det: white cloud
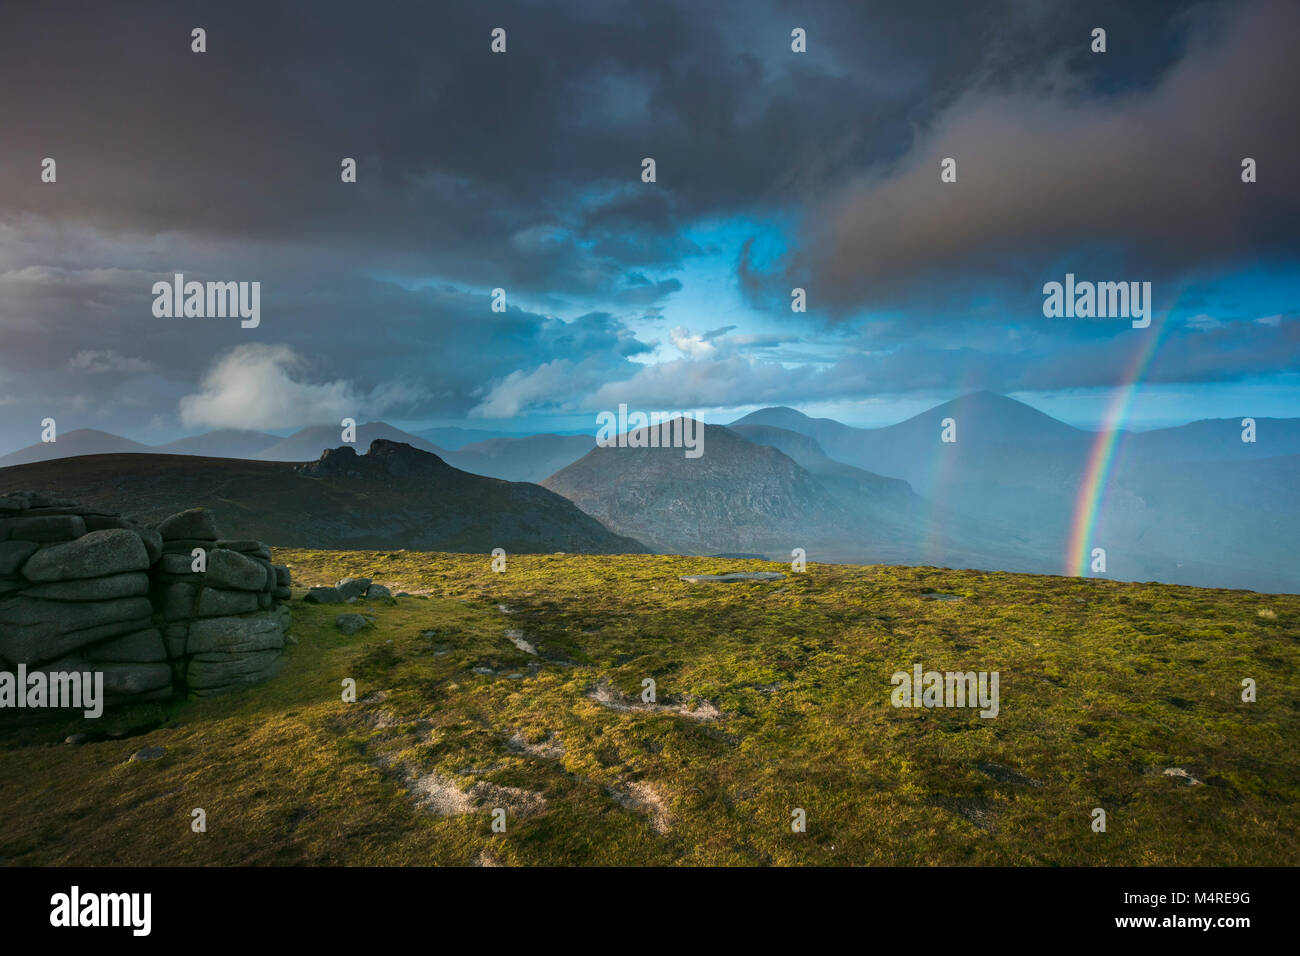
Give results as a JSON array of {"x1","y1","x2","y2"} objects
[
  {"x1": 179, "y1": 343, "x2": 425, "y2": 429},
  {"x1": 669, "y1": 326, "x2": 716, "y2": 359},
  {"x1": 470, "y1": 358, "x2": 605, "y2": 419}
]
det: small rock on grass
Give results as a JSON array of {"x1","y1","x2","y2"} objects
[
  {"x1": 335, "y1": 577, "x2": 372, "y2": 600},
  {"x1": 679, "y1": 571, "x2": 786, "y2": 583},
  {"x1": 367, "y1": 583, "x2": 395, "y2": 602},
  {"x1": 335, "y1": 613, "x2": 373, "y2": 635},
  {"x1": 304, "y1": 587, "x2": 344, "y2": 604}
]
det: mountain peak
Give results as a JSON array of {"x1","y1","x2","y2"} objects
[
  {"x1": 258, "y1": 423, "x2": 445, "y2": 462},
  {"x1": 296, "y1": 440, "x2": 449, "y2": 479},
  {"x1": 730, "y1": 406, "x2": 825, "y2": 429},
  {"x1": 910, "y1": 391, "x2": 1084, "y2": 436}
]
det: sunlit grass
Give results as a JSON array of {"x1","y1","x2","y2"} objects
[{"x1": 1, "y1": 549, "x2": 1296, "y2": 865}]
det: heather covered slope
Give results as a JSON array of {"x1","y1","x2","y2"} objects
[
  {"x1": 0, "y1": 441, "x2": 645, "y2": 554},
  {"x1": 0, "y1": 550, "x2": 1295, "y2": 866},
  {"x1": 0, "y1": 429, "x2": 156, "y2": 468}
]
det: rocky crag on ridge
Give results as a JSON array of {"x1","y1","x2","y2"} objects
[{"x1": 0, "y1": 491, "x2": 292, "y2": 707}]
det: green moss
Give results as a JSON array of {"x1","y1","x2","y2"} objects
[{"x1": 0, "y1": 550, "x2": 1296, "y2": 866}]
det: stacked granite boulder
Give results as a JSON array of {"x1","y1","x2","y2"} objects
[
  {"x1": 0, "y1": 492, "x2": 293, "y2": 707},
  {"x1": 0, "y1": 492, "x2": 168, "y2": 705},
  {"x1": 155, "y1": 508, "x2": 292, "y2": 696}
]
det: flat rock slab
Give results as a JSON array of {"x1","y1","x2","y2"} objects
[
  {"x1": 3, "y1": 514, "x2": 87, "y2": 542},
  {"x1": 22, "y1": 571, "x2": 150, "y2": 602},
  {"x1": 205, "y1": 549, "x2": 268, "y2": 591},
  {"x1": 87, "y1": 628, "x2": 168, "y2": 663},
  {"x1": 195, "y1": 587, "x2": 261, "y2": 618},
  {"x1": 188, "y1": 612, "x2": 286, "y2": 654},
  {"x1": 187, "y1": 649, "x2": 283, "y2": 695},
  {"x1": 156, "y1": 508, "x2": 219, "y2": 541},
  {"x1": 101, "y1": 663, "x2": 173, "y2": 696},
  {"x1": 505, "y1": 629, "x2": 536, "y2": 655},
  {"x1": 20, "y1": 529, "x2": 149, "y2": 582},
  {"x1": 679, "y1": 572, "x2": 787, "y2": 583}
]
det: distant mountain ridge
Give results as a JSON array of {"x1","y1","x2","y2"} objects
[
  {"x1": 0, "y1": 429, "x2": 156, "y2": 468},
  {"x1": 7, "y1": 395, "x2": 1298, "y2": 591},
  {"x1": 544, "y1": 423, "x2": 843, "y2": 556},
  {"x1": 731, "y1": 392, "x2": 1300, "y2": 592},
  {"x1": 440, "y1": 433, "x2": 596, "y2": 482},
  {"x1": 155, "y1": 428, "x2": 280, "y2": 459},
  {"x1": 540, "y1": 420, "x2": 1038, "y2": 571},
  {"x1": 733, "y1": 391, "x2": 1087, "y2": 494},
  {"x1": 417, "y1": 425, "x2": 564, "y2": 450},
  {"x1": 0, "y1": 441, "x2": 645, "y2": 554},
  {"x1": 0, "y1": 421, "x2": 597, "y2": 482}
]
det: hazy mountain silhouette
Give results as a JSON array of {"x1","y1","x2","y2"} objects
[
  {"x1": 1088, "y1": 451, "x2": 1300, "y2": 592},
  {"x1": 416, "y1": 425, "x2": 551, "y2": 449},
  {"x1": 0, "y1": 422, "x2": 439, "y2": 466},
  {"x1": 730, "y1": 423, "x2": 912, "y2": 501},
  {"x1": 734, "y1": 392, "x2": 1300, "y2": 591},
  {"x1": 0, "y1": 428, "x2": 155, "y2": 467},
  {"x1": 154, "y1": 428, "x2": 280, "y2": 459},
  {"x1": 735, "y1": 391, "x2": 1085, "y2": 494},
  {"x1": 1117, "y1": 418, "x2": 1300, "y2": 465},
  {"x1": 441, "y1": 433, "x2": 596, "y2": 482}
]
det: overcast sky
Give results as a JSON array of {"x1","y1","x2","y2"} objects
[{"x1": 1, "y1": 0, "x2": 1297, "y2": 451}]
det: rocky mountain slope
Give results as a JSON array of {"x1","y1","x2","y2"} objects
[{"x1": 543, "y1": 423, "x2": 845, "y2": 556}]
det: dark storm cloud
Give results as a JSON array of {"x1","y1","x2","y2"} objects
[
  {"x1": 749, "y1": 0, "x2": 1300, "y2": 315},
  {"x1": 0, "y1": 0, "x2": 1293, "y2": 440},
  {"x1": 0, "y1": 0, "x2": 1210, "y2": 283}
]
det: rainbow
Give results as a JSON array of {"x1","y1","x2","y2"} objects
[{"x1": 1065, "y1": 312, "x2": 1171, "y2": 577}]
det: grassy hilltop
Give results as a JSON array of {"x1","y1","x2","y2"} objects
[{"x1": 1, "y1": 550, "x2": 1297, "y2": 866}]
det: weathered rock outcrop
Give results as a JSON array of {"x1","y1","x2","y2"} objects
[{"x1": 0, "y1": 491, "x2": 293, "y2": 708}]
